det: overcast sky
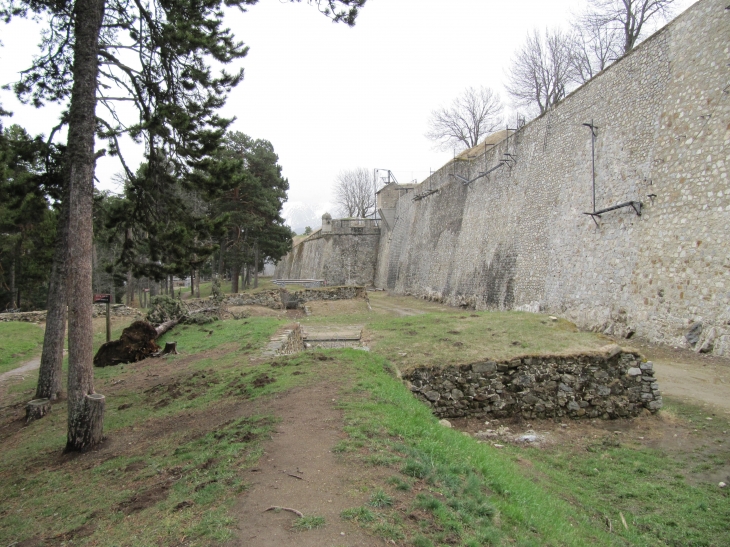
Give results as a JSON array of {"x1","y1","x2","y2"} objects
[{"x1": 0, "y1": 0, "x2": 697, "y2": 209}]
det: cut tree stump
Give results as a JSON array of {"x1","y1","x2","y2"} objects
[
  {"x1": 154, "y1": 341, "x2": 179, "y2": 357},
  {"x1": 84, "y1": 393, "x2": 105, "y2": 448},
  {"x1": 26, "y1": 398, "x2": 51, "y2": 423}
]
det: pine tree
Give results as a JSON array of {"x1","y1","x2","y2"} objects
[{"x1": 2, "y1": 0, "x2": 366, "y2": 451}]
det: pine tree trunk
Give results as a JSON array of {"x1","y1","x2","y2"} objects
[
  {"x1": 65, "y1": 0, "x2": 106, "y2": 453},
  {"x1": 218, "y1": 238, "x2": 225, "y2": 279},
  {"x1": 254, "y1": 240, "x2": 259, "y2": 289},
  {"x1": 15, "y1": 239, "x2": 22, "y2": 308},
  {"x1": 126, "y1": 270, "x2": 132, "y2": 305},
  {"x1": 9, "y1": 247, "x2": 17, "y2": 309},
  {"x1": 231, "y1": 265, "x2": 239, "y2": 293},
  {"x1": 195, "y1": 270, "x2": 200, "y2": 298},
  {"x1": 36, "y1": 186, "x2": 70, "y2": 401}
]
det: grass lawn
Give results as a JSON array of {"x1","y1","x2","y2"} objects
[
  {"x1": 1, "y1": 293, "x2": 727, "y2": 546},
  {"x1": 0, "y1": 322, "x2": 45, "y2": 374}
]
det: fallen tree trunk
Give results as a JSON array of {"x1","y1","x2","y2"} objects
[{"x1": 155, "y1": 318, "x2": 180, "y2": 337}]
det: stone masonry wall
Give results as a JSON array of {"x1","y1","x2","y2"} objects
[
  {"x1": 0, "y1": 304, "x2": 143, "y2": 323},
  {"x1": 405, "y1": 349, "x2": 661, "y2": 420},
  {"x1": 225, "y1": 286, "x2": 365, "y2": 310},
  {"x1": 275, "y1": 227, "x2": 380, "y2": 287},
  {"x1": 376, "y1": 0, "x2": 730, "y2": 355},
  {"x1": 262, "y1": 323, "x2": 304, "y2": 356}
]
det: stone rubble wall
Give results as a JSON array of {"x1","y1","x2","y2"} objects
[
  {"x1": 404, "y1": 349, "x2": 662, "y2": 420},
  {"x1": 225, "y1": 286, "x2": 366, "y2": 309},
  {"x1": 0, "y1": 304, "x2": 143, "y2": 323},
  {"x1": 376, "y1": 0, "x2": 730, "y2": 355}
]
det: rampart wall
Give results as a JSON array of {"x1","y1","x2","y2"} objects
[
  {"x1": 376, "y1": 0, "x2": 729, "y2": 355},
  {"x1": 275, "y1": 220, "x2": 380, "y2": 286}
]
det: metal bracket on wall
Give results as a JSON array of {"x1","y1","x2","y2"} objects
[
  {"x1": 412, "y1": 189, "x2": 439, "y2": 201},
  {"x1": 451, "y1": 161, "x2": 507, "y2": 186},
  {"x1": 583, "y1": 201, "x2": 643, "y2": 226}
]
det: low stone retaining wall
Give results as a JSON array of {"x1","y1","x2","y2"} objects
[
  {"x1": 226, "y1": 286, "x2": 366, "y2": 310},
  {"x1": 0, "y1": 311, "x2": 47, "y2": 323},
  {"x1": 292, "y1": 286, "x2": 366, "y2": 302},
  {"x1": 262, "y1": 323, "x2": 304, "y2": 356},
  {"x1": 1, "y1": 304, "x2": 142, "y2": 323},
  {"x1": 404, "y1": 348, "x2": 662, "y2": 420},
  {"x1": 226, "y1": 291, "x2": 281, "y2": 309}
]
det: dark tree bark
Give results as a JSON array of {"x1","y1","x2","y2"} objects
[
  {"x1": 36, "y1": 188, "x2": 70, "y2": 401},
  {"x1": 231, "y1": 264, "x2": 240, "y2": 293},
  {"x1": 126, "y1": 269, "x2": 133, "y2": 305},
  {"x1": 254, "y1": 240, "x2": 259, "y2": 289},
  {"x1": 9, "y1": 245, "x2": 17, "y2": 308},
  {"x1": 218, "y1": 239, "x2": 225, "y2": 279},
  {"x1": 65, "y1": 0, "x2": 106, "y2": 453}
]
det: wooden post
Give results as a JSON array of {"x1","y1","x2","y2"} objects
[{"x1": 105, "y1": 301, "x2": 111, "y2": 343}]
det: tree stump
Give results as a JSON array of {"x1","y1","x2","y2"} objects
[
  {"x1": 65, "y1": 393, "x2": 105, "y2": 452},
  {"x1": 26, "y1": 399, "x2": 51, "y2": 423},
  {"x1": 85, "y1": 393, "x2": 105, "y2": 447},
  {"x1": 159, "y1": 341, "x2": 178, "y2": 356}
]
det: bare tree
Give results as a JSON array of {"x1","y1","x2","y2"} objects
[
  {"x1": 568, "y1": 15, "x2": 622, "y2": 84},
  {"x1": 506, "y1": 28, "x2": 574, "y2": 115},
  {"x1": 586, "y1": 0, "x2": 675, "y2": 54},
  {"x1": 333, "y1": 168, "x2": 375, "y2": 218},
  {"x1": 425, "y1": 86, "x2": 503, "y2": 151}
]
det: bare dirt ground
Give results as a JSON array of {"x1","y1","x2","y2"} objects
[{"x1": 228, "y1": 381, "x2": 386, "y2": 547}]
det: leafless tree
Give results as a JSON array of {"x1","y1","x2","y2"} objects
[
  {"x1": 333, "y1": 167, "x2": 375, "y2": 218},
  {"x1": 568, "y1": 15, "x2": 623, "y2": 84},
  {"x1": 425, "y1": 86, "x2": 503, "y2": 151},
  {"x1": 586, "y1": 0, "x2": 675, "y2": 54},
  {"x1": 506, "y1": 28, "x2": 574, "y2": 116}
]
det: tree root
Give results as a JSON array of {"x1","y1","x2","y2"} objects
[{"x1": 264, "y1": 506, "x2": 304, "y2": 518}]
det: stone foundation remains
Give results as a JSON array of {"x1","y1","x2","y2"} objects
[
  {"x1": 263, "y1": 323, "x2": 304, "y2": 356},
  {"x1": 404, "y1": 348, "x2": 662, "y2": 420}
]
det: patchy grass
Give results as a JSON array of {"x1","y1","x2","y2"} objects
[
  {"x1": 366, "y1": 310, "x2": 612, "y2": 372},
  {"x1": 0, "y1": 322, "x2": 45, "y2": 374},
  {"x1": 334, "y1": 349, "x2": 617, "y2": 546},
  {"x1": 2, "y1": 292, "x2": 728, "y2": 546},
  {"x1": 0, "y1": 316, "x2": 298, "y2": 546},
  {"x1": 293, "y1": 515, "x2": 326, "y2": 530},
  {"x1": 508, "y1": 397, "x2": 730, "y2": 546},
  {"x1": 331, "y1": 348, "x2": 730, "y2": 546}
]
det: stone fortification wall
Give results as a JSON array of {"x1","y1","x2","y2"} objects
[
  {"x1": 377, "y1": 0, "x2": 730, "y2": 355},
  {"x1": 275, "y1": 222, "x2": 380, "y2": 286},
  {"x1": 404, "y1": 349, "x2": 661, "y2": 420}
]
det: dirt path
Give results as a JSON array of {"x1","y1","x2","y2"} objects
[
  {"x1": 0, "y1": 357, "x2": 41, "y2": 401},
  {"x1": 229, "y1": 381, "x2": 385, "y2": 547}
]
